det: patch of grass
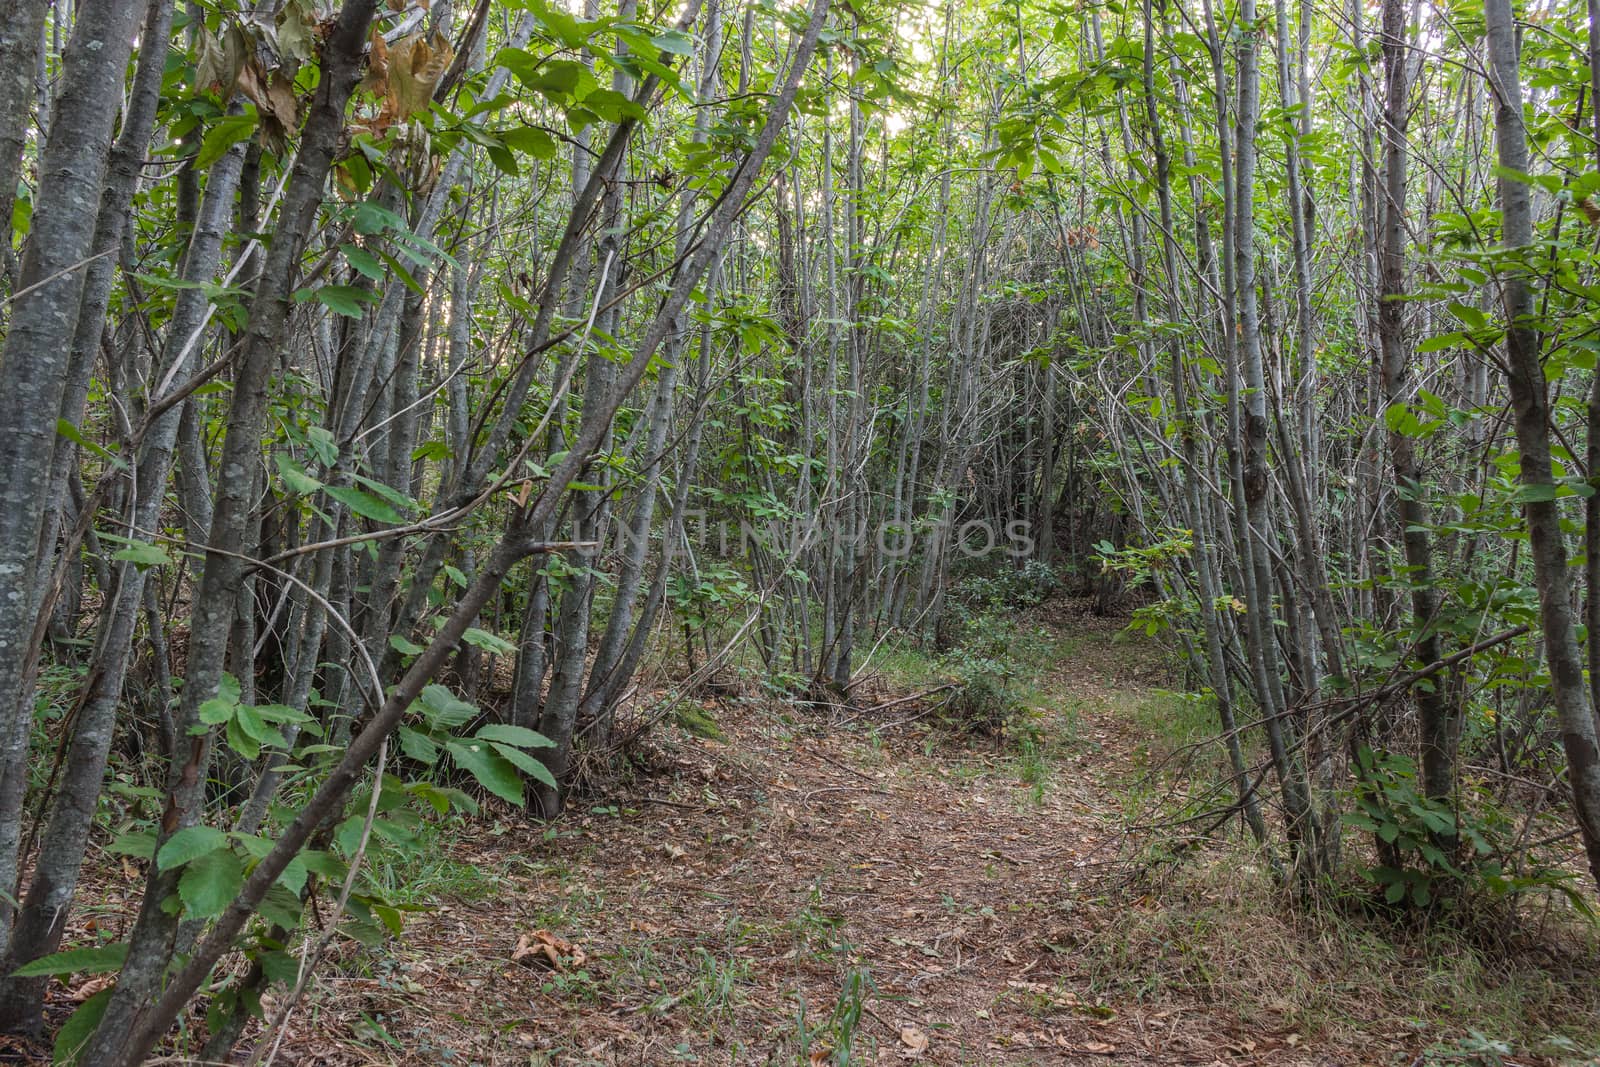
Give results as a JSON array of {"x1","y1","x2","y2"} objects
[
  {"x1": 1079, "y1": 859, "x2": 1600, "y2": 1061},
  {"x1": 943, "y1": 760, "x2": 989, "y2": 787},
  {"x1": 1128, "y1": 689, "x2": 1217, "y2": 758},
  {"x1": 782, "y1": 880, "x2": 850, "y2": 960},
  {"x1": 537, "y1": 966, "x2": 603, "y2": 1004},
  {"x1": 364, "y1": 818, "x2": 510, "y2": 906},
  {"x1": 677, "y1": 946, "x2": 751, "y2": 1020},
  {"x1": 793, "y1": 965, "x2": 877, "y2": 1066},
  {"x1": 1013, "y1": 734, "x2": 1050, "y2": 807},
  {"x1": 613, "y1": 936, "x2": 753, "y2": 1024},
  {"x1": 871, "y1": 640, "x2": 947, "y2": 691}
]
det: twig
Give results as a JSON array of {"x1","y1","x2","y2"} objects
[{"x1": 837, "y1": 684, "x2": 957, "y2": 726}]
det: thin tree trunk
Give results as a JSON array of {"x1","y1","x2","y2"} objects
[
  {"x1": 0, "y1": 0, "x2": 145, "y2": 955},
  {"x1": 1484, "y1": 0, "x2": 1600, "y2": 892}
]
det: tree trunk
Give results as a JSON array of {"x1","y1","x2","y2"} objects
[{"x1": 1484, "y1": 0, "x2": 1600, "y2": 892}]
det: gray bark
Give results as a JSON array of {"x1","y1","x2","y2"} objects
[
  {"x1": 1484, "y1": 0, "x2": 1600, "y2": 891},
  {"x1": 0, "y1": 0, "x2": 48, "y2": 287},
  {"x1": 0, "y1": 0, "x2": 145, "y2": 954},
  {"x1": 84, "y1": 4, "x2": 384, "y2": 1057}
]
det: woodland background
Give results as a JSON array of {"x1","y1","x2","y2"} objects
[{"x1": 0, "y1": 0, "x2": 1599, "y2": 1061}]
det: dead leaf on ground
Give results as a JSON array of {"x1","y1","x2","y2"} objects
[
  {"x1": 510, "y1": 930, "x2": 586, "y2": 971},
  {"x1": 67, "y1": 976, "x2": 113, "y2": 1002},
  {"x1": 1079, "y1": 1041, "x2": 1117, "y2": 1054},
  {"x1": 899, "y1": 1025, "x2": 929, "y2": 1057}
]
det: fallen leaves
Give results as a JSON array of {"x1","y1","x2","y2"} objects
[
  {"x1": 898, "y1": 1025, "x2": 929, "y2": 1057},
  {"x1": 510, "y1": 930, "x2": 586, "y2": 972}
]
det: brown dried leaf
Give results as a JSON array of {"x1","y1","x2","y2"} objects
[
  {"x1": 510, "y1": 930, "x2": 586, "y2": 972},
  {"x1": 898, "y1": 1026, "x2": 929, "y2": 1057},
  {"x1": 264, "y1": 71, "x2": 300, "y2": 131},
  {"x1": 68, "y1": 976, "x2": 114, "y2": 1003},
  {"x1": 383, "y1": 31, "x2": 453, "y2": 123},
  {"x1": 194, "y1": 26, "x2": 231, "y2": 93},
  {"x1": 361, "y1": 28, "x2": 390, "y2": 95}
]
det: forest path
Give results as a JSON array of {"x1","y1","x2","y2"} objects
[{"x1": 287, "y1": 603, "x2": 1316, "y2": 1066}]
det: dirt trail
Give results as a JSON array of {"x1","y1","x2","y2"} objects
[{"x1": 276, "y1": 606, "x2": 1326, "y2": 1066}]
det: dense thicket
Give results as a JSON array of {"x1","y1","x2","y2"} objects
[{"x1": 0, "y1": 0, "x2": 1598, "y2": 1059}]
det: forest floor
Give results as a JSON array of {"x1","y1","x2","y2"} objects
[{"x1": 204, "y1": 602, "x2": 1600, "y2": 1065}]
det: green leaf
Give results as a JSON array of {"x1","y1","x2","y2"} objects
[
  {"x1": 226, "y1": 714, "x2": 261, "y2": 760},
  {"x1": 308, "y1": 285, "x2": 378, "y2": 319},
  {"x1": 55, "y1": 419, "x2": 124, "y2": 470},
  {"x1": 651, "y1": 29, "x2": 694, "y2": 55},
  {"x1": 199, "y1": 694, "x2": 237, "y2": 725},
  {"x1": 475, "y1": 723, "x2": 556, "y2": 749},
  {"x1": 306, "y1": 426, "x2": 338, "y2": 466},
  {"x1": 389, "y1": 634, "x2": 425, "y2": 656},
  {"x1": 276, "y1": 453, "x2": 323, "y2": 495},
  {"x1": 278, "y1": 853, "x2": 309, "y2": 896},
  {"x1": 349, "y1": 473, "x2": 417, "y2": 514},
  {"x1": 255, "y1": 703, "x2": 313, "y2": 726},
  {"x1": 197, "y1": 675, "x2": 240, "y2": 726},
  {"x1": 398, "y1": 726, "x2": 440, "y2": 765},
  {"x1": 325, "y1": 485, "x2": 404, "y2": 524},
  {"x1": 372, "y1": 902, "x2": 404, "y2": 936},
  {"x1": 157, "y1": 825, "x2": 229, "y2": 871},
  {"x1": 1446, "y1": 301, "x2": 1486, "y2": 331},
  {"x1": 196, "y1": 112, "x2": 257, "y2": 169},
  {"x1": 257, "y1": 948, "x2": 301, "y2": 986},
  {"x1": 461, "y1": 627, "x2": 515, "y2": 656},
  {"x1": 112, "y1": 541, "x2": 170, "y2": 569},
  {"x1": 1418, "y1": 808, "x2": 1456, "y2": 835},
  {"x1": 106, "y1": 830, "x2": 155, "y2": 859},
  {"x1": 500, "y1": 126, "x2": 557, "y2": 160},
  {"x1": 53, "y1": 987, "x2": 114, "y2": 1066},
  {"x1": 235, "y1": 704, "x2": 288, "y2": 748},
  {"x1": 416, "y1": 684, "x2": 475, "y2": 729},
  {"x1": 301, "y1": 849, "x2": 348, "y2": 881},
  {"x1": 10, "y1": 942, "x2": 128, "y2": 978},
  {"x1": 490, "y1": 742, "x2": 558, "y2": 789},
  {"x1": 1514, "y1": 482, "x2": 1560, "y2": 503},
  {"x1": 179, "y1": 848, "x2": 244, "y2": 918},
  {"x1": 377, "y1": 250, "x2": 425, "y2": 295},
  {"x1": 353, "y1": 202, "x2": 404, "y2": 236},
  {"x1": 341, "y1": 243, "x2": 385, "y2": 281},
  {"x1": 445, "y1": 740, "x2": 524, "y2": 806}
]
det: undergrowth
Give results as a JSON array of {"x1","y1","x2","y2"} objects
[
  {"x1": 1077, "y1": 857, "x2": 1600, "y2": 1062},
  {"x1": 1103, "y1": 664, "x2": 1600, "y2": 1063}
]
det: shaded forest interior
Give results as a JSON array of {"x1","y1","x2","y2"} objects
[{"x1": 1, "y1": 0, "x2": 1600, "y2": 1062}]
